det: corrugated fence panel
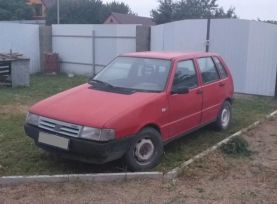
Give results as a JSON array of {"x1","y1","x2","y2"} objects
[
  {"x1": 245, "y1": 21, "x2": 277, "y2": 96},
  {"x1": 151, "y1": 19, "x2": 207, "y2": 52},
  {"x1": 52, "y1": 25, "x2": 93, "y2": 75},
  {"x1": 52, "y1": 24, "x2": 137, "y2": 75},
  {"x1": 152, "y1": 18, "x2": 277, "y2": 96},
  {"x1": 210, "y1": 19, "x2": 251, "y2": 94},
  {"x1": 0, "y1": 23, "x2": 40, "y2": 73}
]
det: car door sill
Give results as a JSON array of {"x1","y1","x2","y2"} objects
[{"x1": 164, "y1": 119, "x2": 217, "y2": 145}]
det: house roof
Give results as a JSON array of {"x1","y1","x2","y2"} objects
[
  {"x1": 109, "y1": 12, "x2": 155, "y2": 26},
  {"x1": 41, "y1": 0, "x2": 56, "y2": 8}
]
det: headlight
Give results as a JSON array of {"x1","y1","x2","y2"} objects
[
  {"x1": 26, "y1": 113, "x2": 39, "y2": 126},
  {"x1": 80, "y1": 127, "x2": 115, "y2": 142}
]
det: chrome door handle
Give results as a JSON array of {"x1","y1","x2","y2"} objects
[
  {"x1": 219, "y1": 82, "x2": 225, "y2": 87},
  {"x1": 196, "y1": 90, "x2": 203, "y2": 95}
]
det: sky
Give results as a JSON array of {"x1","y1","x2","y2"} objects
[{"x1": 103, "y1": 0, "x2": 277, "y2": 21}]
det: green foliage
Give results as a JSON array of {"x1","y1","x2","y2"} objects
[
  {"x1": 105, "y1": 1, "x2": 134, "y2": 15},
  {"x1": 152, "y1": 0, "x2": 237, "y2": 24},
  {"x1": 151, "y1": 0, "x2": 176, "y2": 24},
  {"x1": 263, "y1": 20, "x2": 277, "y2": 25},
  {"x1": 221, "y1": 136, "x2": 251, "y2": 157},
  {"x1": 46, "y1": 0, "x2": 133, "y2": 25},
  {"x1": 266, "y1": 20, "x2": 277, "y2": 25},
  {"x1": 257, "y1": 18, "x2": 277, "y2": 25},
  {"x1": 0, "y1": 0, "x2": 33, "y2": 20}
]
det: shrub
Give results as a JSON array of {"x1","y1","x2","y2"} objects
[{"x1": 221, "y1": 136, "x2": 251, "y2": 157}]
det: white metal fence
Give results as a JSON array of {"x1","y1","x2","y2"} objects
[
  {"x1": 0, "y1": 20, "x2": 276, "y2": 96},
  {"x1": 151, "y1": 19, "x2": 277, "y2": 97},
  {"x1": 0, "y1": 23, "x2": 40, "y2": 73},
  {"x1": 151, "y1": 19, "x2": 207, "y2": 52},
  {"x1": 210, "y1": 19, "x2": 277, "y2": 97},
  {"x1": 52, "y1": 24, "x2": 138, "y2": 75}
]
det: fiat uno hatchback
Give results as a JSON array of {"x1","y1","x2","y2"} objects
[{"x1": 25, "y1": 52, "x2": 234, "y2": 171}]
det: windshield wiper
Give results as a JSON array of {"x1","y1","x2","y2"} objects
[
  {"x1": 89, "y1": 79, "x2": 114, "y2": 88},
  {"x1": 89, "y1": 79, "x2": 137, "y2": 94}
]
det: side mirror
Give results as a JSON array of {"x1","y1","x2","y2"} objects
[{"x1": 171, "y1": 86, "x2": 190, "y2": 95}]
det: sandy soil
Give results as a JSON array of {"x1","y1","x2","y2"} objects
[
  {"x1": 1, "y1": 117, "x2": 277, "y2": 204},
  {"x1": 0, "y1": 104, "x2": 28, "y2": 115}
]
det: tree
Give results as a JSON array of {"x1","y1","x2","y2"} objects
[
  {"x1": 257, "y1": 18, "x2": 277, "y2": 25},
  {"x1": 214, "y1": 7, "x2": 236, "y2": 18},
  {"x1": 151, "y1": 0, "x2": 237, "y2": 24},
  {"x1": 151, "y1": 0, "x2": 176, "y2": 24},
  {"x1": 0, "y1": 0, "x2": 33, "y2": 20},
  {"x1": 46, "y1": 0, "x2": 134, "y2": 25},
  {"x1": 264, "y1": 20, "x2": 277, "y2": 25},
  {"x1": 47, "y1": 0, "x2": 104, "y2": 24},
  {"x1": 105, "y1": 1, "x2": 133, "y2": 15},
  {"x1": 100, "y1": 1, "x2": 135, "y2": 24}
]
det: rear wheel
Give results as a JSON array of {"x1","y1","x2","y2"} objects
[
  {"x1": 215, "y1": 101, "x2": 232, "y2": 130},
  {"x1": 124, "y1": 128, "x2": 163, "y2": 171}
]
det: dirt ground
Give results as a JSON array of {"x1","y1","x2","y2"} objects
[{"x1": 1, "y1": 117, "x2": 277, "y2": 204}]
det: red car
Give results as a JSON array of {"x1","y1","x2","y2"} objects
[{"x1": 25, "y1": 52, "x2": 234, "y2": 171}]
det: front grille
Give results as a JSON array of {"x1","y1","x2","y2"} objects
[{"x1": 38, "y1": 117, "x2": 82, "y2": 138}]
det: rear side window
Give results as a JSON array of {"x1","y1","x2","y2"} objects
[
  {"x1": 213, "y1": 57, "x2": 228, "y2": 78},
  {"x1": 197, "y1": 57, "x2": 220, "y2": 84},
  {"x1": 173, "y1": 60, "x2": 198, "y2": 89}
]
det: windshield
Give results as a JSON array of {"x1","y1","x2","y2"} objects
[{"x1": 93, "y1": 57, "x2": 172, "y2": 92}]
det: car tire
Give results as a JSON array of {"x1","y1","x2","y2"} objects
[
  {"x1": 124, "y1": 128, "x2": 164, "y2": 171},
  {"x1": 215, "y1": 101, "x2": 232, "y2": 131}
]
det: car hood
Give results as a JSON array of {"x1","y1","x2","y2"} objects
[{"x1": 30, "y1": 84, "x2": 161, "y2": 128}]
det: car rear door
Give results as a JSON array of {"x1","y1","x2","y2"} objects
[
  {"x1": 167, "y1": 59, "x2": 203, "y2": 140},
  {"x1": 213, "y1": 56, "x2": 233, "y2": 97},
  {"x1": 196, "y1": 56, "x2": 225, "y2": 125}
]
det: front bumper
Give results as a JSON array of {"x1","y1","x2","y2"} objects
[{"x1": 24, "y1": 124, "x2": 134, "y2": 164}]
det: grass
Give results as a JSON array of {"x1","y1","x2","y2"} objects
[
  {"x1": 0, "y1": 74, "x2": 87, "y2": 105},
  {"x1": 156, "y1": 95, "x2": 277, "y2": 171},
  {"x1": 1, "y1": 74, "x2": 277, "y2": 176}
]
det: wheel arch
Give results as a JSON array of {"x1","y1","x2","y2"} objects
[
  {"x1": 225, "y1": 97, "x2": 233, "y2": 104},
  {"x1": 139, "y1": 123, "x2": 161, "y2": 135}
]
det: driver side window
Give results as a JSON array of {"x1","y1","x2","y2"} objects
[{"x1": 173, "y1": 60, "x2": 198, "y2": 90}]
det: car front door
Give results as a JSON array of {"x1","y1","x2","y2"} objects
[
  {"x1": 196, "y1": 57, "x2": 225, "y2": 125},
  {"x1": 167, "y1": 59, "x2": 203, "y2": 140}
]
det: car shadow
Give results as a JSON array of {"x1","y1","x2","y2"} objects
[{"x1": 45, "y1": 124, "x2": 227, "y2": 174}]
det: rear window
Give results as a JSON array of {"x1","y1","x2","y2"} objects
[
  {"x1": 213, "y1": 57, "x2": 228, "y2": 79},
  {"x1": 197, "y1": 57, "x2": 220, "y2": 84}
]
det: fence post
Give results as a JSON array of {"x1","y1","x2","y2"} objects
[
  {"x1": 275, "y1": 65, "x2": 277, "y2": 98},
  {"x1": 136, "y1": 26, "x2": 151, "y2": 52},
  {"x1": 92, "y1": 30, "x2": 96, "y2": 76},
  {"x1": 206, "y1": 18, "x2": 211, "y2": 52},
  {"x1": 39, "y1": 26, "x2": 52, "y2": 72}
]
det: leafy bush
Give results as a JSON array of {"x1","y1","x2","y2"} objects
[
  {"x1": 0, "y1": 0, "x2": 33, "y2": 20},
  {"x1": 221, "y1": 136, "x2": 251, "y2": 157}
]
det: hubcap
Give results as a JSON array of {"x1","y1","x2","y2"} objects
[
  {"x1": 134, "y1": 138, "x2": 155, "y2": 163},
  {"x1": 221, "y1": 107, "x2": 230, "y2": 128}
]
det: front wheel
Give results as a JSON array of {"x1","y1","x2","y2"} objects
[
  {"x1": 124, "y1": 128, "x2": 164, "y2": 171},
  {"x1": 215, "y1": 101, "x2": 232, "y2": 130}
]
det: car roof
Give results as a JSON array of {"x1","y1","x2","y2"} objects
[{"x1": 121, "y1": 51, "x2": 218, "y2": 60}]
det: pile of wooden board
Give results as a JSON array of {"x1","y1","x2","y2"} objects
[{"x1": 0, "y1": 52, "x2": 23, "y2": 61}]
